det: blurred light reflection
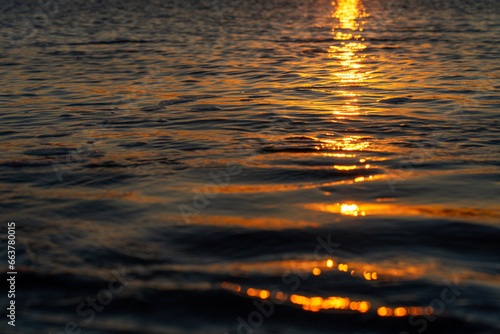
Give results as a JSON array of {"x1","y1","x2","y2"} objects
[{"x1": 222, "y1": 281, "x2": 434, "y2": 318}]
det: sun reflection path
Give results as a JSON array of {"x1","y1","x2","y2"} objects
[
  {"x1": 314, "y1": 135, "x2": 370, "y2": 152},
  {"x1": 221, "y1": 258, "x2": 435, "y2": 318},
  {"x1": 220, "y1": 0, "x2": 433, "y2": 321},
  {"x1": 330, "y1": 0, "x2": 370, "y2": 117}
]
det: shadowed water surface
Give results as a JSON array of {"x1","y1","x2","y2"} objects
[{"x1": 0, "y1": 0, "x2": 499, "y2": 333}]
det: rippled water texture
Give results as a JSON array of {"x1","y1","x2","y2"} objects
[{"x1": 1, "y1": 0, "x2": 499, "y2": 333}]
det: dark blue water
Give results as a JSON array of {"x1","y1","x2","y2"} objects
[{"x1": 0, "y1": 0, "x2": 499, "y2": 333}]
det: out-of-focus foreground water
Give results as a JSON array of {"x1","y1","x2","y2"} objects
[{"x1": 0, "y1": 0, "x2": 499, "y2": 333}]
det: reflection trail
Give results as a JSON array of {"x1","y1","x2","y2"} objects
[
  {"x1": 222, "y1": 0, "x2": 434, "y2": 320},
  {"x1": 319, "y1": 0, "x2": 372, "y2": 173},
  {"x1": 221, "y1": 256, "x2": 435, "y2": 317},
  {"x1": 329, "y1": 0, "x2": 369, "y2": 117}
]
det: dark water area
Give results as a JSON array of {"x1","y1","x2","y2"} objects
[{"x1": 0, "y1": 0, "x2": 499, "y2": 333}]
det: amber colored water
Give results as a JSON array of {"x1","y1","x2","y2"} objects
[{"x1": 0, "y1": 0, "x2": 499, "y2": 333}]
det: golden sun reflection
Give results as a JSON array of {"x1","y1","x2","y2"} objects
[
  {"x1": 340, "y1": 203, "x2": 366, "y2": 216},
  {"x1": 217, "y1": 254, "x2": 470, "y2": 319},
  {"x1": 222, "y1": 278, "x2": 434, "y2": 318},
  {"x1": 290, "y1": 294, "x2": 370, "y2": 313},
  {"x1": 333, "y1": 0, "x2": 366, "y2": 31},
  {"x1": 315, "y1": 135, "x2": 370, "y2": 152},
  {"x1": 305, "y1": 201, "x2": 500, "y2": 221},
  {"x1": 330, "y1": 0, "x2": 370, "y2": 119},
  {"x1": 378, "y1": 306, "x2": 434, "y2": 317},
  {"x1": 214, "y1": 173, "x2": 381, "y2": 194}
]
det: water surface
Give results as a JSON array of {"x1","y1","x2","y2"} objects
[{"x1": 0, "y1": 0, "x2": 499, "y2": 333}]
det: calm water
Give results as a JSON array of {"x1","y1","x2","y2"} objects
[{"x1": 1, "y1": 0, "x2": 499, "y2": 333}]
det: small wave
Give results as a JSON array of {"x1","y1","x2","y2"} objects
[
  {"x1": 24, "y1": 147, "x2": 75, "y2": 156},
  {"x1": 378, "y1": 97, "x2": 412, "y2": 104},
  {"x1": 142, "y1": 95, "x2": 219, "y2": 111},
  {"x1": 37, "y1": 133, "x2": 71, "y2": 138},
  {"x1": 248, "y1": 95, "x2": 272, "y2": 98},
  {"x1": 78, "y1": 150, "x2": 106, "y2": 157},
  {"x1": 68, "y1": 39, "x2": 154, "y2": 46},
  {"x1": 140, "y1": 105, "x2": 160, "y2": 112},
  {"x1": 119, "y1": 142, "x2": 148, "y2": 148},
  {"x1": 190, "y1": 105, "x2": 221, "y2": 111},
  {"x1": 1, "y1": 159, "x2": 53, "y2": 167}
]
